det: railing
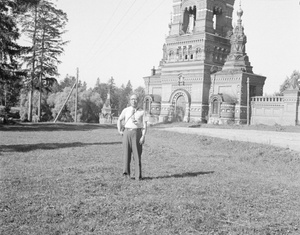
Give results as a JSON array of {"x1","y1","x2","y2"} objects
[
  {"x1": 112, "y1": 117, "x2": 118, "y2": 123},
  {"x1": 251, "y1": 96, "x2": 284, "y2": 102}
]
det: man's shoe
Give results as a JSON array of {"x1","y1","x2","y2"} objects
[{"x1": 123, "y1": 173, "x2": 131, "y2": 180}]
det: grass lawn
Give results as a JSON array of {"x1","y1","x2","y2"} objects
[{"x1": 1, "y1": 123, "x2": 300, "y2": 234}]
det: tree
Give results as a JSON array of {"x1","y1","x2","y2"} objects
[
  {"x1": 79, "y1": 89, "x2": 102, "y2": 123},
  {"x1": 0, "y1": 79, "x2": 22, "y2": 108},
  {"x1": 0, "y1": 0, "x2": 28, "y2": 111},
  {"x1": 93, "y1": 79, "x2": 107, "y2": 100},
  {"x1": 95, "y1": 77, "x2": 100, "y2": 87},
  {"x1": 20, "y1": 0, "x2": 68, "y2": 121},
  {"x1": 117, "y1": 80, "x2": 133, "y2": 114},
  {"x1": 47, "y1": 86, "x2": 102, "y2": 123},
  {"x1": 134, "y1": 86, "x2": 145, "y2": 109},
  {"x1": 107, "y1": 77, "x2": 120, "y2": 115},
  {"x1": 47, "y1": 86, "x2": 75, "y2": 122},
  {"x1": 52, "y1": 74, "x2": 76, "y2": 92}
]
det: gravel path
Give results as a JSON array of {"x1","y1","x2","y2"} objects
[{"x1": 163, "y1": 127, "x2": 300, "y2": 152}]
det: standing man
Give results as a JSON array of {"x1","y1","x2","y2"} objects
[{"x1": 117, "y1": 94, "x2": 147, "y2": 181}]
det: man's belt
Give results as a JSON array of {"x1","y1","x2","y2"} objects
[{"x1": 125, "y1": 128, "x2": 142, "y2": 131}]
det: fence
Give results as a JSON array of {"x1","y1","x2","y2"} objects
[{"x1": 251, "y1": 90, "x2": 300, "y2": 126}]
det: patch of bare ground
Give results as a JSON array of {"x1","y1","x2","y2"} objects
[
  {"x1": 153, "y1": 122, "x2": 300, "y2": 133},
  {"x1": 1, "y1": 123, "x2": 300, "y2": 234}
]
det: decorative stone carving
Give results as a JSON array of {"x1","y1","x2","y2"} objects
[
  {"x1": 162, "y1": 43, "x2": 167, "y2": 62},
  {"x1": 195, "y1": 47, "x2": 201, "y2": 60},
  {"x1": 221, "y1": 3, "x2": 253, "y2": 73},
  {"x1": 282, "y1": 72, "x2": 300, "y2": 91},
  {"x1": 177, "y1": 47, "x2": 182, "y2": 60},
  {"x1": 213, "y1": 6, "x2": 223, "y2": 15},
  {"x1": 289, "y1": 72, "x2": 300, "y2": 90}
]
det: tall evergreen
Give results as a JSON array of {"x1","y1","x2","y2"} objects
[
  {"x1": 20, "y1": 0, "x2": 68, "y2": 121},
  {"x1": 117, "y1": 80, "x2": 133, "y2": 113},
  {"x1": 0, "y1": 0, "x2": 27, "y2": 108}
]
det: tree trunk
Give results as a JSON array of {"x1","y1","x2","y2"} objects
[
  {"x1": 4, "y1": 83, "x2": 7, "y2": 107},
  {"x1": 28, "y1": 88, "x2": 33, "y2": 121},
  {"x1": 38, "y1": 26, "x2": 45, "y2": 121},
  {"x1": 28, "y1": 4, "x2": 38, "y2": 122},
  {"x1": 38, "y1": 75, "x2": 42, "y2": 121}
]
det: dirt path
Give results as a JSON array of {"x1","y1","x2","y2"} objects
[{"x1": 162, "y1": 127, "x2": 300, "y2": 152}]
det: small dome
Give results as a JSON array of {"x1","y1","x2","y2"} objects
[{"x1": 237, "y1": 7, "x2": 243, "y2": 17}]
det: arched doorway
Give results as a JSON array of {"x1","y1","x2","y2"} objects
[
  {"x1": 175, "y1": 95, "x2": 186, "y2": 121},
  {"x1": 169, "y1": 89, "x2": 191, "y2": 122}
]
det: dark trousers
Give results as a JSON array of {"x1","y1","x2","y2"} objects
[{"x1": 123, "y1": 128, "x2": 142, "y2": 179}]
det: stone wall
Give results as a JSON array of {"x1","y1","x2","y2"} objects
[
  {"x1": 251, "y1": 90, "x2": 300, "y2": 126},
  {"x1": 99, "y1": 116, "x2": 118, "y2": 124}
]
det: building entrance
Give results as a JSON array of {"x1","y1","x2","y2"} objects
[{"x1": 175, "y1": 95, "x2": 186, "y2": 121}]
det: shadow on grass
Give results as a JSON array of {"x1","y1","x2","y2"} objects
[
  {"x1": 143, "y1": 171, "x2": 214, "y2": 180},
  {"x1": 0, "y1": 141, "x2": 122, "y2": 153},
  {"x1": 0, "y1": 123, "x2": 116, "y2": 132}
]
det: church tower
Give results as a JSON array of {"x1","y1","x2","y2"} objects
[{"x1": 144, "y1": 0, "x2": 236, "y2": 123}]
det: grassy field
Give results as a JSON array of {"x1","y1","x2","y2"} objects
[{"x1": 1, "y1": 123, "x2": 300, "y2": 235}]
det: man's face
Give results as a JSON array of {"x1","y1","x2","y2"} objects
[{"x1": 130, "y1": 95, "x2": 138, "y2": 108}]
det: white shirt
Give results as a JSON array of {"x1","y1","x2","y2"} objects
[{"x1": 118, "y1": 106, "x2": 145, "y2": 129}]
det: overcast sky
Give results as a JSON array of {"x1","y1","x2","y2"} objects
[{"x1": 55, "y1": 0, "x2": 300, "y2": 95}]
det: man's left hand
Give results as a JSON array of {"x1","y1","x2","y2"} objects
[{"x1": 139, "y1": 135, "x2": 145, "y2": 145}]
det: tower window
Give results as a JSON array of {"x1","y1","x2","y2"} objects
[
  {"x1": 212, "y1": 6, "x2": 223, "y2": 33},
  {"x1": 213, "y1": 14, "x2": 217, "y2": 30},
  {"x1": 182, "y1": 6, "x2": 196, "y2": 34}
]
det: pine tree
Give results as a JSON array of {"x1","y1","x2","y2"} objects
[
  {"x1": 95, "y1": 77, "x2": 100, "y2": 87},
  {"x1": 117, "y1": 80, "x2": 133, "y2": 114},
  {"x1": 20, "y1": 0, "x2": 68, "y2": 121},
  {"x1": 0, "y1": 0, "x2": 28, "y2": 110}
]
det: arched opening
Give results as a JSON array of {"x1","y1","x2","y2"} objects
[
  {"x1": 213, "y1": 14, "x2": 217, "y2": 30},
  {"x1": 178, "y1": 47, "x2": 182, "y2": 60},
  {"x1": 196, "y1": 47, "x2": 201, "y2": 60},
  {"x1": 170, "y1": 89, "x2": 191, "y2": 122},
  {"x1": 175, "y1": 95, "x2": 186, "y2": 122},
  {"x1": 182, "y1": 6, "x2": 196, "y2": 34},
  {"x1": 209, "y1": 94, "x2": 223, "y2": 119},
  {"x1": 188, "y1": 45, "x2": 193, "y2": 60},
  {"x1": 212, "y1": 98, "x2": 219, "y2": 115},
  {"x1": 183, "y1": 46, "x2": 187, "y2": 60},
  {"x1": 144, "y1": 98, "x2": 151, "y2": 114},
  {"x1": 212, "y1": 6, "x2": 223, "y2": 34},
  {"x1": 169, "y1": 50, "x2": 175, "y2": 62}
]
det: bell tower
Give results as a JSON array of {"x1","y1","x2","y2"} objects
[
  {"x1": 144, "y1": 0, "x2": 236, "y2": 123},
  {"x1": 169, "y1": 0, "x2": 234, "y2": 36}
]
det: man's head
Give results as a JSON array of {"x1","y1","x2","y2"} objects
[{"x1": 130, "y1": 94, "x2": 138, "y2": 108}]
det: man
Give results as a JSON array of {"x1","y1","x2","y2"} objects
[{"x1": 117, "y1": 94, "x2": 147, "y2": 181}]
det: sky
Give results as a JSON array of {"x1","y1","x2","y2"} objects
[{"x1": 54, "y1": 0, "x2": 300, "y2": 95}]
